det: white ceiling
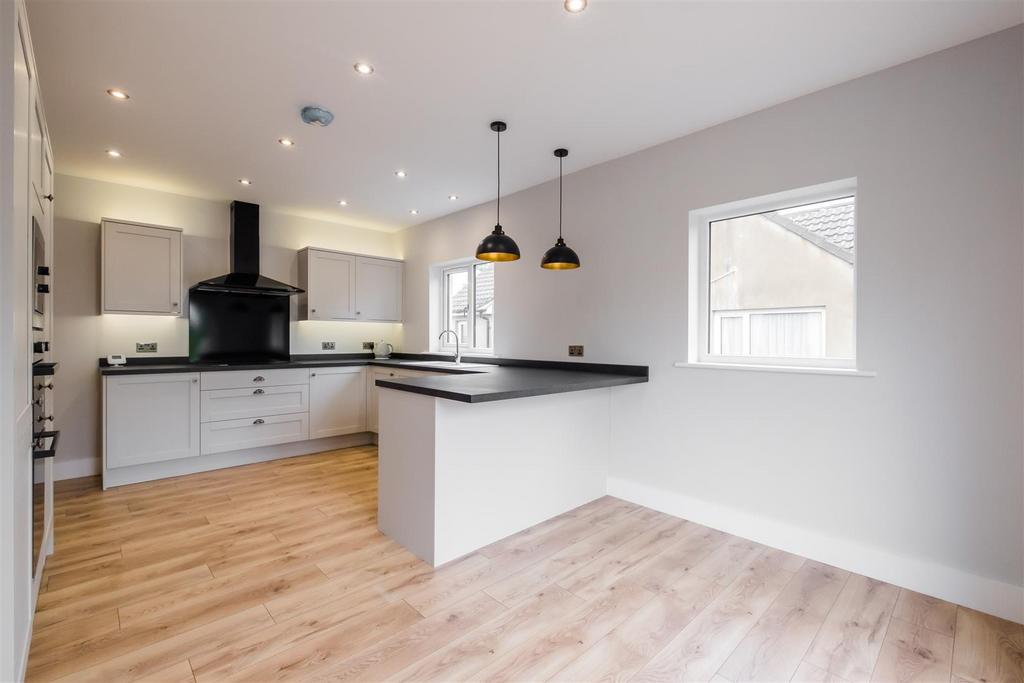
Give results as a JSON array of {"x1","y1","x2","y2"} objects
[{"x1": 26, "y1": 0, "x2": 1022, "y2": 232}]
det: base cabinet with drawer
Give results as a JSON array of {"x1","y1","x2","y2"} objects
[
  {"x1": 104, "y1": 364, "x2": 449, "y2": 486},
  {"x1": 366, "y1": 367, "x2": 435, "y2": 433},
  {"x1": 105, "y1": 373, "x2": 201, "y2": 468},
  {"x1": 201, "y1": 412, "x2": 310, "y2": 455}
]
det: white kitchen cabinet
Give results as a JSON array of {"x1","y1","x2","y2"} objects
[
  {"x1": 310, "y1": 366, "x2": 366, "y2": 438},
  {"x1": 201, "y1": 412, "x2": 309, "y2": 455},
  {"x1": 102, "y1": 219, "x2": 183, "y2": 315},
  {"x1": 355, "y1": 256, "x2": 403, "y2": 322},
  {"x1": 298, "y1": 247, "x2": 403, "y2": 322},
  {"x1": 29, "y1": 98, "x2": 52, "y2": 217},
  {"x1": 367, "y1": 367, "x2": 437, "y2": 432},
  {"x1": 105, "y1": 373, "x2": 201, "y2": 468},
  {"x1": 201, "y1": 384, "x2": 309, "y2": 423},
  {"x1": 201, "y1": 367, "x2": 309, "y2": 391},
  {"x1": 298, "y1": 247, "x2": 356, "y2": 321}
]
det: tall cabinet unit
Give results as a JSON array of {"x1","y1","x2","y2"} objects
[{"x1": 3, "y1": 1, "x2": 55, "y2": 679}]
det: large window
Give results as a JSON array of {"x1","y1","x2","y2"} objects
[
  {"x1": 440, "y1": 261, "x2": 494, "y2": 353},
  {"x1": 690, "y1": 180, "x2": 856, "y2": 369}
]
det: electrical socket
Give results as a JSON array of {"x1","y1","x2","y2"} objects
[
  {"x1": 362, "y1": 341, "x2": 374, "y2": 350},
  {"x1": 321, "y1": 341, "x2": 336, "y2": 351},
  {"x1": 568, "y1": 345, "x2": 584, "y2": 357},
  {"x1": 136, "y1": 342, "x2": 158, "y2": 353}
]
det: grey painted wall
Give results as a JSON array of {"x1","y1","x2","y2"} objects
[{"x1": 399, "y1": 27, "x2": 1024, "y2": 606}]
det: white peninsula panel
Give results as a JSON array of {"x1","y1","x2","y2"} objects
[{"x1": 378, "y1": 387, "x2": 611, "y2": 566}]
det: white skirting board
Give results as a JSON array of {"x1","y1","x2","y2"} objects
[
  {"x1": 53, "y1": 455, "x2": 102, "y2": 481},
  {"x1": 102, "y1": 432, "x2": 375, "y2": 488},
  {"x1": 607, "y1": 476, "x2": 1024, "y2": 625}
]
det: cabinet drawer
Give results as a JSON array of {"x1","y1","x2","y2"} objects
[
  {"x1": 201, "y1": 368, "x2": 309, "y2": 391},
  {"x1": 201, "y1": 412, "x2": 309, "y2": 455},
  {"x1": 201, "y1": 384, "x2": 308, "y2": 423}
]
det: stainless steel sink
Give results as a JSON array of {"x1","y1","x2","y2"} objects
[{"x1": 399, "y1": 361, "x2": 490, "y2": 368}]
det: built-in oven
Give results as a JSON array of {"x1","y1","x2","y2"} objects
[{"x1": 31, "y1": 214, "x2": 56, "y2": 572}]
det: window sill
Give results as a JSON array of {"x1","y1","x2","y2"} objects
[{"x1": 673, "y1": 361, "x2": 876, "y2": 377}]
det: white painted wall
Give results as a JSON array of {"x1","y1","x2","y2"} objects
[
  {"x1": 400, "y1": 28, "x2": 1024, "y2": 620},
  {"x1": 52, "y1": 174, "x2": 404, "y2": 479}
]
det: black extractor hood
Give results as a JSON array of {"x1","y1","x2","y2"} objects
[{"x1": 190, "y1": 201, "x2": 303, "y2": 296}]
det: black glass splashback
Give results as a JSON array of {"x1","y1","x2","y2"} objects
[{"x1": 188, "y1": 290, "x2": 290, "y2": 363}]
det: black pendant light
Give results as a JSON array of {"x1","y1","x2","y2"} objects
[
  {"x1": 541, "y1": 148, "x2": 581, "y2": 270},
  {"x1": 475, "y1": 121, "x2": 520, "y2": 262}
]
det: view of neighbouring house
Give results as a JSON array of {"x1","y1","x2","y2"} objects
[
  {"x1": 445, "y1": 262, "x2": 495, "y2": 350},
  {"x1": 709, "y1": 196, "x2": 855, "y2": 360}
]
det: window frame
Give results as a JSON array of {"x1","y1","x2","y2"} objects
[
  {"x1": 438, "y1": 260, "x2": 495, "y2": 355},
  {"x1": 688, "y1": 178, "x2": 857, "y2": 370}
]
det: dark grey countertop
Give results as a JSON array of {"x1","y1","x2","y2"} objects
[
  {"x1": 98, "y1": 357, "x2": 480, "y2": 376},
  {"x1": 374, "y1": 366, "x2": 647, "y2": 403},
  {"x1": 98, "y1": 354, "x2": 648, "y2": 402}
]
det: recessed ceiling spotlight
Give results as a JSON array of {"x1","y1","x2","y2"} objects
[
  {"x1": 394, "y1": 170, "x2": 407, "y2": 178},
  {"x1": 278, "y1": 138, "x2": 295, "y2": 147},
  {"x1": 409, "y1": 209, "x2": 418, "y2": 215},
  {"x1": 238, "y1": 178, "x2": 252, "y2": 185},
  {"x1": 353, "y1": 62, "x2": 375, "y2": 76},
  {"x1": 564, "y1": 0, "x2": 587, "y2": 12},
  {"x1": 106, "y1": 88, "x2": 130, "y2": 100},
  {"x1": 105, "y1": 149, "x2": 122, "y2": 158},
  {"x1": 337, "y1": 199, "x2": 348, "y2": 206},
  {"x1": 448, "y1": 195, "x2": 459, "y2": 201}
]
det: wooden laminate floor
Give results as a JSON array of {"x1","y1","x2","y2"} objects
[{"x1": 27, "y1": 446, "x2": 1024, "y2": 683}]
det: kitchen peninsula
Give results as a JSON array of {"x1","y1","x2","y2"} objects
[{"x1": 375, "y1": 359, "x2": 647, "y2": 566}]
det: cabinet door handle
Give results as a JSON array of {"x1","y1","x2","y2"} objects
[
  {"x1": 44, "y1": 194, "x2": 54, "y2": 202},
  {"x1": 253, "y1": 388, "x2": 264, "y2": 395},
  {"x1": 310, "y1": 373, "x2": 316, "y2": 377},
  {"x1": 37, "y1": 415, "x2": 53, "y2": 423},
  {"x1": 253, "y1": 376, "x2": 265, "y2": 382},
  {"x1": 192, "y1": 378, "x2": 198, "y2": 383},
  {"x1": 253, "y1": 418, "x2": 265, "y2": 425}
]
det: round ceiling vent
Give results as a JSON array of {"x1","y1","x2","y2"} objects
[{"x1": 300, "y1": 106, "x2": 334, "y2": 127}]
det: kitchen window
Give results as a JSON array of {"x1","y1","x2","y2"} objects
[
  {"x1": 688, "y1": 179, "x2": 857, "y2": 370},
  {"x1": 440, "y1": 260, "x2": 494, "y2": 353}
]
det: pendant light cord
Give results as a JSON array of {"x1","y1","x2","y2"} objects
[
  {"x1": 558, "y1": 155, "x2": 563, "y2": 239},
  {"x1": 496, "y1": 129, "x2": 501, "y2": 226}
]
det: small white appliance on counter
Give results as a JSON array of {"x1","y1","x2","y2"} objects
[
  {"x1": 373, "y1": 341, "x2": 393, "y2": 359},
  {"x1": 107, "y1": 354, "x2": 127, "y2": 366}
]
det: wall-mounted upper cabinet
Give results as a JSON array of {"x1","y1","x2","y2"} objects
[
  {"x1": 298, "y1": 247, "x2": 403, "y2": 323},
  {"x1": 102, "y1": 219, "x2": 183, "y2": 316}
]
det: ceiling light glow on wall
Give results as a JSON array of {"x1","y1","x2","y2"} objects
[
  {"x1": 353, "y1": 62, "x2": 375, "y2": 75},
  {"x1": 105, "y1": 149, "x2": 122, "y2": 158},
  {"x1": 337, "y1": 200, "x2": 348, "y2": 206},
  {"x1": 106, "y1": 88, "x2": 130, "y2": 100},
  {"x1": 394, "y1": 170, "x2": 407, "y2": 178},
  {"x1": 409, "y1": 209, "x2": 418, "y2": 215},
  {"x1": 449, "y1": 195, "x2": 459, "y2": 201},
  {"x1": 238, "y1": 178, "x2": 252, "y2": 185},
  {"x1": 564, "y1": 0, "x2": 588, "y2": 13},
  {"x1": 278, "y1": 138, "x2": 295, "y2": 147}
]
